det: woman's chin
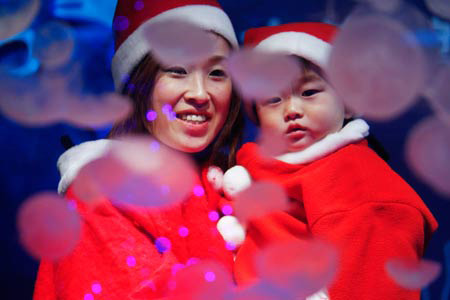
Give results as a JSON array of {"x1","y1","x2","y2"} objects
[{"x1": 170, "y1": 137, "x2": 211, "y2": 154}]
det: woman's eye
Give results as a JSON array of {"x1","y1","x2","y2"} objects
[
  {"x1": 302, "y1": 89, "x2": 320, "y2": 97},
  {"x1": 209, "y1": 69, "x2": 227, "y2": 78},
  {"x1": 164, "y1": 67, "x2": 187, "y2": 75}
]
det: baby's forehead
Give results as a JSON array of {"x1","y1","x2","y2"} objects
[
  {"x1": 296, "y1": 56, "x2": 328, "y2": 84},
  {"x1": 299, "y1": 71, "x2": 324, "y2": 84}
]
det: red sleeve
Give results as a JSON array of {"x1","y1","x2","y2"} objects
[
  {"x1": 311, "y1": 202, "x2": 427, "y2": 299},
  {"x1": 236, "y1": 141, "x2": 437, "y2": 298},
  {"x1": 33, "y1": 261, "x2": 57, "y2": 300},
  {"x1": 303, "y1": 144, "x2": 438, "y2": 300},
  {"x1": 34, "y1": 173, "x2": 234, "y2": 300},
  {"x1": 33, "y1": 186, "x2": 177, "y2": 300}
]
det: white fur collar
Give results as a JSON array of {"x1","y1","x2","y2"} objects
[
  {"x1": 275, "y1": 119, "x2": 369, "y2": 164},
  {"x1": 57, "y1": 139, "x2": 113, "y2": 194}
]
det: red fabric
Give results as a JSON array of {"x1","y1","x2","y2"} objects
[
  {"x1": 244, "y1": 22, "x2": 338, "y2": 47},
  {"x1": 33, "y1": 167, "x2": 233, "y2": 300},
  {"x1": 114, "y1": 0, "x2": 221, "y2": 49},
  {"x1": 233, "y1": 141, "x2": 438, "y2": 299}
]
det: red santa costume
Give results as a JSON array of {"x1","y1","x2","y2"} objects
[
  {"x1": 33, "y1": 0, "x2": 238, "y2": 299},
  {"x1": 226, "y1": 23, "x2": 438, "y2": 300}
]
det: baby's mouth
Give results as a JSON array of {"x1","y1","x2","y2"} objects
[{"x1": 286, "y1": 124, "x2": 307, "y2": 134}]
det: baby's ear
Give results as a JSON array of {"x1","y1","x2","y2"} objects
[
  {"x1": 344, "y1": 110, "x2": 354, "y2": 119},
  {"x1": 344, "y1": 107, "x2": 355, "y2": 119}
]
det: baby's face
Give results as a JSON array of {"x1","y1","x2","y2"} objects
[{"x1": 256, "y1": 71, "x2": 346, "y2": 153}]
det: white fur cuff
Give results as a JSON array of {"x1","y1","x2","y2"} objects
[{"x1": 57, "y1": 139, "x2": 113, "y2": 194}]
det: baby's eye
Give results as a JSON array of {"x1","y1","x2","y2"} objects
[
  {"x1": 264, "y1": 97, "x2": 282, "y2": 105},
  {"x1": 302, "y1": 89, "x2": 320, "y2": 97},
  {"x1": 209, "y1": 69, "x2": 227, "y2": 78},
  {"x1": 164, "y1": 67, "x2": 187, "y2": 75}
]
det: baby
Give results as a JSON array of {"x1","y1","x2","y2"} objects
[{"x1": 223, "y1": 22, "x2": 437, "y2": 300}]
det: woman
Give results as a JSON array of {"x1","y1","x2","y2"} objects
[{"x1": 34, "y1": 0, "x2": 243, "y2": 299}]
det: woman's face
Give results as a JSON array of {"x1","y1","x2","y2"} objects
[{"x1": 149, "y1": 34, "x2": 232, "y2": 153}]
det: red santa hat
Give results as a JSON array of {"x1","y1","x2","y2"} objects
[
  {"x1": 244, "y1": 22, "x2": 338, "y2": 70},
  {"x1": 243, "y1": 22, "x2": 338, "y2": 122},
  {"x1": 111, "y1": 0, "x2": 238, "y2": 91}
]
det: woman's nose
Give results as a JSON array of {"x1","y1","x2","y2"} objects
[
  {"x1": 284, "y1": 97, "x2": 303, "y2": 122},
  {"x1": 185, "y1": 72, "x2": 210, "y2": 108}
]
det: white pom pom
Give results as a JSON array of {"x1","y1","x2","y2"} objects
[
  {"x1": 207, "y1": 166, "x2": 224, "y2": 191},
  {"x1": 216, "y1": 215, "x2": 246, "y2": 246},
  {"x1": 223, "y1": 165, "x2": 252, "y2": 198}
]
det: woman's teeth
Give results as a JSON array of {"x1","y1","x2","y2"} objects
[{"x1": 179, "y1": 114, "x2": 207, "y2": 123}]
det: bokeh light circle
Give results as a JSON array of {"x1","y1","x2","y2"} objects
[
  {"x1": 72, "y1": 136, "x2": 197, "y2": 208},
  {"x1": 144, "y1": 20, "x2": 217, "y2": 66},
  {"x1": 327, "y1": 15, "x2": 426, "y2": 120},
  {"x1": 234, "y1": 180, "x2": 289, "y2": 224},
  {"x1": 168, "y1": 260, "x2": 233, "y2": 299},
  {"x1": 425, "y1": 0, "x2": 450, "y2": 20},
  {"x1": 32, "y1": 21, "x2": 75, "y2": 69},
  {"x1": 17, "y1": 192, "x2": 81, "y2": 261},
  {"x1": 385, "y1": 258, "x2": 441, "y2": 289},
  {"x1": 256, "y1": 239, "x2": 339, "y2": 298},
  {"x1": 406, "y1": 116, "x2": 450, "y2": 197},
  {"x1": 225, "y1": 49, "x2": 302, "y2": 100},
  {"x1": 0, "y1": 0, "x2": 41, "y2": 40}
]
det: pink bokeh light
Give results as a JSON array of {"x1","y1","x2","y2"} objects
[
  {"x1": 256, "y1": 239, "x2": 339, "y2": 298},
  {"x1": 234, "y1": 181, "x2": 289, "y2": 224},
  {"x1": 225, "y1": 49, "x2": 302, "y2": 100},
  {"x1": 17, "y1": 192, "x2": 81, "y2": 261},
  {"x1": 127, "y1": 256, "x2": 137, "y2": 267},
  {"x1": 327, "y1": 15, "x2": 426, "y2": 120},
  {"x1": 178, "y1": 226, "x2": 189, "y2": 237},
  {"x1": 0, "y1": 74, "x2": 132, "y2": 129},
  {"x1": 143, "y1": 20, "x2": 217, "y2": 66},
  {"x1": 146, "y1": 110, "x2": 158, "y2": 122},
  {"x1": 91, "y1": 282, "x2": 102, "y2": 294},
  {"x1": 72, "y1": 136, "x2": 196, "y2": 208},
  {"x1": 0, "y1": 0, "x2": 40, "y2": 40},
  {"x1": 167, "y1": 261, "x2": 233, "y2": 299},
  {"x1": 208, "y1": 211, "x2": 220, "y2": 222},
  {"x1": 193, "y1": 185, "x2": 205, "y2": 197},
  {"x1": 32, "y1": 21, "x2": 75, "y2": 70},
  {"x1": 385, "y1": 258, "x2": 441, "y2": 290},
  {"x1": 406, "y1": 116, "x2": 450, "y2": 197}
]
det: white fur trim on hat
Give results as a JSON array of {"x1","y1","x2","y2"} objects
[
  {"x1": 255, "y1": 32, "x2": 331, "y2": 69},
  {"x1": 275, "y1": 119, "x2": 370, "y2": 164},
  {"x1": 57, "y1": 139, "x2": 114, "y2": 194},
  {"x1": 111, "y1": 5, "x2": 238, "y2": 91}
]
